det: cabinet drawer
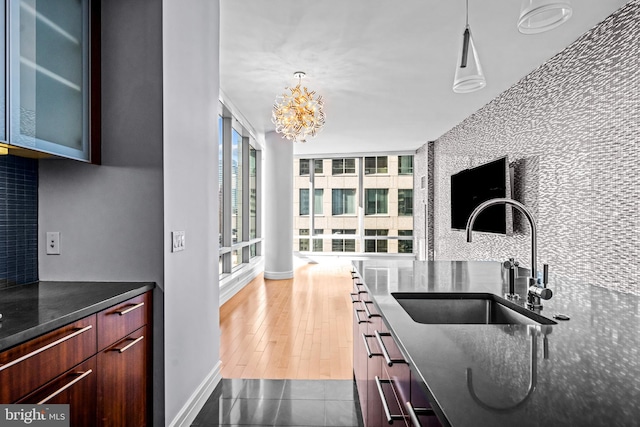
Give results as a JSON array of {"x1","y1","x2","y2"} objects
[
  {"x1": 17, "y1": 356, "x2": 97, "y2": 427},
  {"x1": 97, "y1": 292, "x2": 150, "y2": 351},
  {"x1": 0, "y1": 315, "x2": 97, "y2": 403},
  {"x1": 98, "y1": 326, "x2": 148, "y2": 427}
]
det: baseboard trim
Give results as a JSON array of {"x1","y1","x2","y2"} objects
[
  {"x1": 168, "y1": 360, "x2": 222, "y2": 427},
  {"x1": 263, "y1": 270, "x2": 294, "y2": 280}
]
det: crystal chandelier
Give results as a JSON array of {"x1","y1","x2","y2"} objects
[{"x1": 272, "y1": 72, "x2": 326, "y2": 143}]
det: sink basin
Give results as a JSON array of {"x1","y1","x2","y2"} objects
[{"x1": 392, "y1": 292, "x2": 556, "y2": 325}]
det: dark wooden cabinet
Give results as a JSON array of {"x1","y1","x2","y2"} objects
[
  {"x1": 0, "y1": 315, "x2": 96, "y2": 403},
  {"x1": 0, "y1": 291, "x2": 151, "y2": 426},
  {"x1": 352, "y1": 270, "x2": 441, "y2": 427},
  {"x1": 98, "y1": 325, "x2": 148, "y2": 427},
  {"x1": 96, "y1": 292, "x2": 150, "y2": 426},
  {"x1": 18, "y1": 357, "x2": 97, "y2": 427}
]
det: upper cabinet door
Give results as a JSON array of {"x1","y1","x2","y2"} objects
[{"x1": 8, "y1": 0, "x2": 100, "y2": 163}]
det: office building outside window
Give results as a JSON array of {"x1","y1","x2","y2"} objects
[
  {"x1": 332, "y1": 229, "x2": 356, "y2": 252},
  {"x1": 365, "y1": 189, "x2": 388, "y2": 215},
  {"x1": 398, "y1": 189, "x2": 413, "y2": 216},
  {"x1": 294, "y1": 155, "x2": 413, "y2": 254},
  {"x1": 300, "y1": 189, "x2": 324, "y2": 215},
  {"x1": 332, "y1": 189, "x2": 356, "y2": 215},
  {"x1": 299, "y1": 159, "x2": 323, "y2": 176},
  {"x1": 398, "y1": 230, "x2": 413, "y2": 253},
  {"x1": 365, "y1": 229, "x2": 388, "y2": 253},
  {"x1": 364, "y1": 156, "x2": 388, "y2": 174},
  {"x1": 332, "y1": 158, "x2": 356, "y2": 175},
  {"x1": 398, "y1": 156, "x2": 413, "y2": 174}
]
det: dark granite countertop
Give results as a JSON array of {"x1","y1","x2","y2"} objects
[
  {"x1": 0, "y1": 281, "x2": 155, "y2": 351},
  {"x1": 353, "y1": 260, "x2": 640, "y2": 427}
]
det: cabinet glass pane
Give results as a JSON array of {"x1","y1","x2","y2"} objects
[{"x1": 10, "y1": 0, "x2": 88, "y2": 159}]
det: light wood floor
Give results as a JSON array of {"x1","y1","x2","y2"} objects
[{"x1": 220, "y1": 259, "x2": 354, "y2": 379}]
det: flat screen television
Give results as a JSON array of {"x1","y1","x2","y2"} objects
[{"x1": 450, "y1": 156, "x2": 512, "y2": 234}]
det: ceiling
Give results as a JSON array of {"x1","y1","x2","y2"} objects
[{"x1": 219, "y1": 0, "x2": 628, "y2": 156}]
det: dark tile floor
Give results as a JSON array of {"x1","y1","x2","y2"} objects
[{"x1": 191, "y1": 379, "x2": 364, "y2": 427}]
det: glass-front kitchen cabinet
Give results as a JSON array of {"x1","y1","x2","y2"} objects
[{"x1": 5, "y1": 0, "x2": 100, "y2": 163}]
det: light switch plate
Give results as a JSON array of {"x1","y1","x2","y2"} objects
[
  {"x1": 46, "y1": 232, "x2": 60, "y2": 255},
  {"x1": 172, "y1": 231, "x2": 185, "y2": 252}
]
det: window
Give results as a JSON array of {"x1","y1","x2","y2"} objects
[
  {"x1": 293, "y1": 154, "x2": 413, "y2": 255},
  {"x1": 231, "y1": 128, "x2": 242, "y2": 244},
  {"x1": 332, "y1": 229, "x2": 356, "y2": 252},
  {"x1": 398, "y1": 230, "x2": 413, "y2": 253},
  {"x1": 300, "y1": 189, "x2": 324, "y2": 215},
  {"x1": 249, "y1": 146, "x2": 258, "y2": 242},
  {"x1": 365, "y1": 229, "x2": 388, "y2": 253},
  {"x1": 365, "y1": 189, "x2": 388, "y2": 215},
  {"x1": 218, "y1": 108, "x2": 263, "y2": 280},
  {"x1": 399, "y1": 156, "x2": 413, "y2": 175},
  {"x1": 365, "y1": 156, "x2": 388, "y2": 174},
  {"x1": 332, "y1": 158, "x2": 356, "y2": 175},
  {"x1": 218, "y1": 116, "x2": 224, "y2": 249},
  {"x1": 332, "y1": 189, "x2": 356, "y2": 215},
  {"x1": 300, "y1": 159, "x2": 323, "y2": 175},
  {"x1": 299, "y1": 229, "x2": 324, "y2": 252},
  {"x1": 398, "y1": 189, "x2": 413, "y2": 216}
]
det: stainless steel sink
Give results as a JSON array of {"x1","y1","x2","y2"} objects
[{"x1": 392, "y1": 293, "x2": 556, "y2": 325}]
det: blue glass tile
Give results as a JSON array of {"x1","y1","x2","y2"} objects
[{"x1": 0, "y1": 155, "x2": 38, "y2": 286}]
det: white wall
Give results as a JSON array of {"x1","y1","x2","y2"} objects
[{"x1": 162, "y1": 0, "x2": 221, "y2": 425}]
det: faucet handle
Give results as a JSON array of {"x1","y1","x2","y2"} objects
[
  {"x1": 529, "y1": 285, "x2": 553, "y2": 300},
  {"x1": 543, "y1": 264, "x2": 549, "y2": 287}
]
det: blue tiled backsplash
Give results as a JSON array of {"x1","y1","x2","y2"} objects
[{"x1": 0, "y1": 155, "x2": 38, "y2": 287}]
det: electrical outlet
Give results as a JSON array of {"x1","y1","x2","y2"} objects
[
  {"x1": 172, "y1": 231, "x2": 185, "y2": 252},
  {"x1": 46, "y1": 232, "x2": 60, "y2": 255}
]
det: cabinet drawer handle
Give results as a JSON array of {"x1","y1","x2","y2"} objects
[
  {"x1": 405, "y1": 401, "x2": 435, "y2": 427},
  {"x1": 350, "y1": 293, "x2": 359, "y2": 303},
  {"x1": 37, "y1": 369, "x2": 93, "y2": 404},
  {"x1": 362, "y1": 333, "x2": 382, "y2": 358},
  {"x1": 363, "y1": 301, "x2": 381, "y2": 318},
  {"x1": 115, "y1": 302, "x2": 145, "y2": 316},
  {"x1": 375, "y1": 376, "x2": 405, "y2": 424},
  {"x1": 111, "y1": 336, "x2": 144, "y2": 353},
  {"x1": 354, "y1": 309, "x2": 370, "y2": 324},
  {"x1": 0, "y1": 325, "x2": 93, "y2": 372},
  {"x1": 375, "y1": 330, "x2": 406, "y2": 367}
]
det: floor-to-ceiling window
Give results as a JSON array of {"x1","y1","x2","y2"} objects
[
  {"x1": 293, "y1": 154, "x2": 414, "y2": 254},
  {"x1": 219, "y1": 104, "x2": 263, "y2": 279}
]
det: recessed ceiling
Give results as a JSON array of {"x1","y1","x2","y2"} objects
[{"x1": 220, "y1": 0, "x2": 628, "y2": 156}]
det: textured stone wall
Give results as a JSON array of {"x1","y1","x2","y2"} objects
[{"x1": 416, "y1": 1, "x2": 640, "y2": 294}]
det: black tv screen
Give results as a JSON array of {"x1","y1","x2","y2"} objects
[{"x1": 450, "y1": 157, "x2": 511, "y2": 234}]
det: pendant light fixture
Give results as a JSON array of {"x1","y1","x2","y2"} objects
[
  {"x1": 453, "y1": 0, "x2": 486, "y2": 93},
  {"x1": 518, "y1": 0, "x2": 573, "y2": 34},
  {"x1": 272, "y1": 72, "x2": 326, "y2": 143}
]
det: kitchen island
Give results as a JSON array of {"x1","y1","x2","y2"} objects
[{"x1": 353, "y1": 260, "x2": 639, "y2": 427}]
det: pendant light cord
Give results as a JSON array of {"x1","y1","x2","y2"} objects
[{"x1": 465, "y1": 0, "x2": 469, "y2": 27}]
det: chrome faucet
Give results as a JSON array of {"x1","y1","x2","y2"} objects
[{"x1": 465, "y1": 198, "x2": 552, "y2": 311}]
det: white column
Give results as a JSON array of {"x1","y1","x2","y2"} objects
[{"x1": 264, "y1": 131, "x2": 294, "y2": 279}]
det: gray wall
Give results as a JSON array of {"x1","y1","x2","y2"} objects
[
  {"x1": 39, "y1": 0, "x2": 166, "y2": 422},
  {"x1": 38, "y1": 1, "x2": 222, "y2": 425},
  {"x1": 415, "y1": 1, "x2": 639, "y2": 295},
  {"x1": 162, "y1": 0, "x2": 220, "y2": 424}
]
